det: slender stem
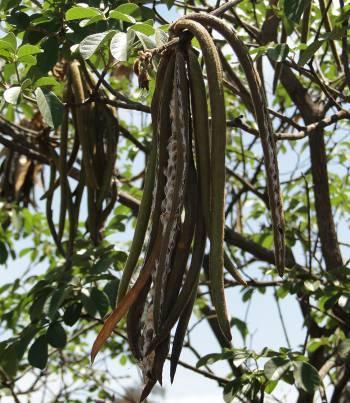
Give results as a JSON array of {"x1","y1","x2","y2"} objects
[
  {"x1": 274, "y1": 289, "x2": 291, "y2": 349},
  {"x1": 175, "y1": 359, "x2": 229, "y2": 385}
]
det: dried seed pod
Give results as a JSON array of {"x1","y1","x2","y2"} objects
[
  {"x1": 181, "y1": 14, "x2": 285, "y2": 276},
  {"x1": 172, "y1": 18, "x2": 232, "y2": 343},
  {"x1": 152, "y1": 50, "x2": 190, "y2": 332},
  {"x1": 57, "y1": 99, "x2": 70, "y2": 243},
  {"x1": 69, "y1": 61, "x2": 98, "y2": 190},
  {"x1": 117, "y1": 52, "x2": 174, "y2": 303},
  {"x1": 91, "y1": 15, "x2": 286, "y2": 396},
  {"x1": 187, "y1": 48, "x2": 211, "y2": 223},
  {"x1": 91, "y1": 52, "x2": 176, "y2": 364}
]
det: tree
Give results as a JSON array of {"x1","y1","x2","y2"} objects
[{"x1": 0, "y1": 0, "x2": 349, "y2": 401}]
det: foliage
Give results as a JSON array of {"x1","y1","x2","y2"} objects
[{"x1": 0, "y1": 0, "x2": 349, "y2": 402}]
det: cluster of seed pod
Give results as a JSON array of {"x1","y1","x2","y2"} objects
[
  {"x1": 69, "y1": 62, "x2": 118, "y2": 246},
  {"x1": 0, "y1": 113, "x2": 45, "y2": 207},
  {"x1": 42, "y1": 61, "x2": 118, "y2": 258},
  {"x1": 92, "y1": 13, "x2": 285, "y2": 401}
]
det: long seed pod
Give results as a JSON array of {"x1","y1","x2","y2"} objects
[
  {"x1": 169, "y1": 195, "x2": 206, "y2": 382},
  {"x1": 92, "y1": 53, "x2": 177, "y2": 362},
  {"x1": 141, "y1": 337, "x2": 171, "y2": 401},
  {"x1": 117, "y1": 52, "x2": 174, "y2": 303},
  {"x1": 69, "y1": 61, "x2": 98, "y2": 189},
  {"x1": 170, "y1": 281, "x2": 198, "y2": 382},
  {"x1": 126, "y1": 277, "x2": 152, "y2": 360},
  {"x1": 46, "y1": 162, "x2": 65, "y2": 256},
  {"x1": 171, "y1": 19, "x2": 232, "y2": 342},
  {"x1": 87, "y1": 185, "x2": 98, "y2": 243},
  {"x1": 99, "y1": 182, "x2": 118, "y2": 225},
  {"x1": 146, "y1": 53, "x2": 176, "y2": 253},
  {"x1": 136, "y1": 50, "x2": 188, "y2": 390},
  {"x1": 140, "y1": 51, "x2": 193, "y2": 394},
  {"x1": 127, "y1": 142, "x2": 195, "y2": 367},
  {"x1": 40, "y1": 129, "x2": 80, "y2": 202},
  {"x1": 182, "y1": 14, "x2": 285, "y2": 276},
  {"x1": 187, "y1": 48, "x2": 211, "y2": 225},
  {"x1": 57, "y1": 101, "x2": 70, "y2": 242},
  {"x1": 186, "y1": 48, "x2": 246, "y2": 291},
  {"x1": 153, "y1": 336, "x2": 170, "y2": 385},
  {"x1": 125, "y1": 51, "x2": 176, "y2": 372},
  {"x1": 96, "y1": 106, "x2": 117, "y2": 208},
  {"x1": 68, "y1": 165, "x2": 85, "y2": 258},
  {"x1": 146, "y1": 213, "x2": 206, "y2": 355},
  {"x1": 91, "y1": 233, "x2": 162, "y2": 363},
  {"x1": 153, "y1": 50, "x2": 189, "y2": 331},
  {"x1": 160, "y1": 159, "x2": 197, "y2": 323},
  {"x1": 147, "y1": 155, "x2": 198, "y2": 354}
]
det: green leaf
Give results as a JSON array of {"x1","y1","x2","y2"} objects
[
  {"x1": 231, "y1": 349, "x2": 250, "y2": 366},
  {"x1": 47, "y1": 287, "x2": 66, "y2": 319},
  {"x1": 0, "y1": 241, "x2": 8, "y2": 264},
  {"x1": 17, "y1": 44, "x2": 42, "y2": 58},
  {"x1": 119, "y1": 354, "x2": 127, "y2": 365},
  {"x1": 223, "y1": 379, "x2": 243, "y2": 403},
  {"x1": 276, "y1": 285, "x2": 290, "y2": 299},
  {"x1": 165, "y1": 0, "x2": 175, "y2": 9},
  {"x1": 36, "y1": 37, "x2": 59, "y2": 73},
  {"x1": 0, "y1": 48, "x2": 11, "y2": 60},
  {"x1": 112, "y1": 251, "x2": 128, "y2": 271},
  {"x1": 242, "y1": 288, "x2": 254, "y2": 302},
  {"x1": 267, "y1": 44, "x2": 289, "y2": 62},
  {"x1": 28, "y1": 336, "x2": 48, "y2": 370},
  {"x1": 29, "y1": 288, "x2": 53, "y2": 322},
  {"x1": 115, "y1": 4, "x2": 140, "y2": 15},
  {"x1": 0, "y1": 32, "x2": 17, "y2": 52},
  {"x1": 79, "y1": 15, "x2": 105, "y2": 27},
  {"x1": 34, "y1": 76, "x2": 60, "y2": 87},
  {"x1": 92, "y1": 257, "x2": 113, "y2": 274},
  {"x1": 131, "y1": 23, "x2": 155, "y2": 36},
  {"x1": 110, "y1": 32, "x2": 128, "y2": 61},
  {"x1": 338, "y1": 339, "x2": 350, "y2": 361},
  {"x1": 307, "y1": 337, "x2": 329, "y2": 353},
  {"x1": 293, "y1": 361, "x2": 321, "y2": 393},
  {"x1": 264, "y1": 357, "x2": 292, "y2": 381},
  {"x1": 16, "y1": 325, "x2": 39, "y2": 361},
  {"x1": 109, "y1": 10, "x2": 136, "y2": 24},
  {"x1": 134, "y1": 30, "x2": 156, "y2": 50},
  {"x1": 0, "y1": 344, "x2": 18, "y2": 377},
  {"x1": 4, "y1": 86, "x2": 21, "y2": 104},
  {"x1": 90, "y1": 288, "x2": 110, "y2": 318},
  {"x1": 283, "y1": 0, "x2": 311, "y2": 23},
  {"x1": 298, "y1": 40, "x2": 323, "y2": 66},
  {"x1": 103, "y1": 279, "x2": 119, "y2": 308},
  {"x1": 63, "y1": 303, "x2": 82, "y2": 326},
  {"x1": 18, "y1": 54, "x2": 37, "y2": 65},
  {"x1": 65, "y1": 6, "x2": 102, "y2": 21},
  {"x1": 79, "y1": 31, "x2": 111, "y2": 60},
  {"x1": 230, "y1": 318, "x2": 248, "y2": 341},
  {"x1": 7, "y1": 11, "x2": 30, "y2": 30},
  {"x1": 196, "y1": 353, "x2": 225, "y2": 368},
  {"x1": 155, "y1": 28, "x2": 168, "y2": 47},
  {"x1": 21, "y1": 78, "x2": 32, "y2": 90},
  {"x1": 46, "y1": 322, "x2": 67, "y2": 348},
  {"x1": 35, "y1": 87, "x2": 64, "y2": 129},
  {"x1": 82, "y1": 292, "x2": 97, "y2": 317}
]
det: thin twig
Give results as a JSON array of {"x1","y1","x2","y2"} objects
[{"x1": 175, "y1": 359, "x2": 229, "y2": 384}]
